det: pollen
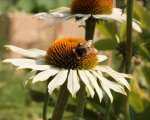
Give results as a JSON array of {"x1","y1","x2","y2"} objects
[
  {"x1": 45, "y1": 38, "x2": 98, "y2": 70},
  {"x1": 71, "y1": 0, "x2": 113, "y2": 15}
]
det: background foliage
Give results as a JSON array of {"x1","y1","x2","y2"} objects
[{"x1": 0, "y1": 0, "x2": 150, "y2": 120}]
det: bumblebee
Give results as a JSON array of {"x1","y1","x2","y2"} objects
[{"x1": 73, "y1": 40, "x2": 97, "y2": 59}]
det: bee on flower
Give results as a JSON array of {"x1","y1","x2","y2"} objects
[{"x1": 3, "y1": 38, "x2": 131, "y2": 102}]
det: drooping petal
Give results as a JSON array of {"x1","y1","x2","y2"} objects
[
  {"x1": 78, "y1": 70, "x2": 95, "y2": 98},
  {"x1": 85, "y1": 70, "x2": 103, "y2": 102},
  {"x1": 18, "y1": 65, "x2": 51, "y2": 70},
  {"x1": 33, "y1": 7, "x2": 71, "y2": 20},
  {"x1": 95, "y1": 66, "x2": 131, "y2": 78},
  {"x1": 32, "y1": 68, "x2": 60, "y2": 83},
  {"x1": 48, "y1": 70, "x2": 68, "y2": 94},
  {"x1": 5, "y1": 45, "x2": 46, "y2": 58},
  {"x1": 23, "y1": 70, "x2": 37, "y2": 86},
  {"x1": 67, "y1": 70, "x2": 80, "y2": 97},
  {"x1": 96, "y1": 71, "x2": 127, "y2": 95},
  {"x1": 95, "y1": 66, "x2": 131, "y2": 90},
  {"x1": 111, "y1": 77, "x2": 131, "y2": 90},
  {"x1": 3, "y1": 58, "x2": 45, "y2": 67},
  {"x1": 97, "y1": 55, "x2": 107, "y2": 63},
  {"x1": 93, "y1": 8, "x2": 142, "y2": 33},
  {"x1": 48, "y1": 14, "x2": 84, "y2": 27},
  {"x1": 91, "y1": 70, "x2": 113, "y2": 102}
]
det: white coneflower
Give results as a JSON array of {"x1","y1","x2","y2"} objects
[
  {"x1": 3, "y1": 38, "x2": 131, "y2": 102},
  {"x1": 33, "y1": 0, "x2": 142, "y2": 33}
]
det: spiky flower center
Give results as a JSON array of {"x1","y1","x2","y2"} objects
[
  {"x1": 45, "y1": 38, "x2": 98, "y2": 70},
  {"x1": 71, "y1": 0, "x2": 113, "y2": 15}
]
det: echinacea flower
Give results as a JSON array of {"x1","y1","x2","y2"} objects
[
  {"x1": 33, "y1": 0, "x2": 142, "y2": 33},
  {"x1": 3, "y1": 38, "x2": 131, "y2": 102}
]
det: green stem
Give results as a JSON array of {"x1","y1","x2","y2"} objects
[
  {"x1": 124, "y1": 0, "x2": 134, "y2": 120},
  {"x1": 104, "y1": 99, "x2": 111, "y2": 120},
  {"x1": 85, "y1": 17, "x2": 96, "y2": 40},
  {"x1": 51, "y1": 82, "x2": 70, "y2": 120},
  {"x1": 43, "y1": 81, "x2": 50, "y2": 120},
  {"x1": 75, "y1": 82, "x2": 86, "y2": 120},
  {"x1": 75, "y1": 17, "x2": 96, "y2": 120}
]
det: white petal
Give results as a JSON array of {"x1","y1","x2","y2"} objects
[
  {"x1": 48, "y1": 70, "x2": 68, "y2": 94},
  {"x1": 28, "y1": 49, "x2": 46, "y2": 56},
  {"x1": 2, "y1": 58, "x2": 44, "y2": 66},
  {"x1": 23, "y1": 70, "x2": 37, "y2": 86},
  {"x1": 18, "y1": 65, "x2": 51, "y2": 70},
  {"x1": 67, "y1": 70, "x2": 80, "y2": 97},
  {"x1": 32, "y1": 68, "x2": 60, "y2": 83},
  {"x1": 78, "y1": 70, "x2": 95, "y2": 98},
  {"x1": 97, "y1": 55, "x2": 108, "y2": 63},
  {"x1": 97, "y1": 71, "x2": 126, "y2": 94},
  {"x1": 85, "y1": 71, "x2": 103, "y2": 102},
  {"x1": 91, "y1": 71, "x2": 113, "y2": 102},
  {"x1": 49, "y1": 7, "x2": 71, "y2": 13},
  {"x1": 111, "y1": 77, "x2": 131, "y2": 90},
  {"x1": 5, "y1": 45, "x2": 46, "y2": 58},
  {"x1": 95, "y1": 66, "x2": 131, "y2": 90},
  {"x1": 132, "y1": 21, "x2": 142, "y2": 33},
  {"x1": 33, "y1": 11, "x2": 71, "y2": 20},
  {"x1": 48, "y1": 14, "x2": 81, "y2": 27},
  {"x1": 78, "y1": 14, "x2": 91, "y2": 22},
  {"x1": 95, "y1": 66, "x2": 131, "y2": 78},
  {"x1": 33, "y1": 7, "x2": 71, "y2": 20},
  {"x1": 93, "y1": 8, "x2": 142, "y2": 33}
]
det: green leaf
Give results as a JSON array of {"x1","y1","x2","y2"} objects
[
  {"x1": 94, "y1": 39, "x2": 118, "y2": 50},
  {"x1": 134, "y1": 2, "x2": 150, "y2": 29},
  {"x1": 96, "y1": 21, "x2": 117, "y2": 38},
  {"x1": 142, "y1": 66, "x2": 150, "y2": 86}
]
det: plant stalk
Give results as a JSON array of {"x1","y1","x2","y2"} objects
[
  {"x1": 51, "y1": 82, "x2": 70, "y2": 120},
  {"x1": 75, "y1": 82, "x2": 86, "y2": 119},
  {"x1": 43, "y1": 81, "x2": 50, "y2": 120},
  {"x1": 104, "y1": 99, "x2": 111, "y2": 120},
  {"x1": 85, "y1": 17, "x2": 96, "y2": 40},
  {"x1": 124, "y1": 0, "x2": 134, "y2": 120},
  {"x1": 75, "y1": 17, "x2": 96, "y2": 120}
]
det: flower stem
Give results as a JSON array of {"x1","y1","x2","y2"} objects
[
  {"x1": 124, "y1": 0, "x2": 134, "y2": 120},
  {"x1": 43, "y1": 81, "x2": 50, "y2": 120},
  {"x1": 51, "y1": 82, "x2": 70, "y2": 120},
  {"x1": 75, "y1": 17, "x2": 96, "y2": 119},
  {"x1": 75, "y1": 82, "x2": 86, "y2": 120},
  {"x1": 85, "y1": 17, "x2": 96, "y2": 40},
  {"x1": 104, "y1": 99, "x2": 111, "y2": 120}
]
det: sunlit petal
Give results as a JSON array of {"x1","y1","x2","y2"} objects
[
  {"x1": 93, "y1": 8, "x2": 142, "y2": 33},
  {"x1": 91, "y1": 70, "x2": 113, "y2": 102},
  {"x1": 3, "y1": 58, "x2": 45, "y2": 67},
  {"x1": 78, "y1": 70, "x2": 95, "y2": 98},
  {"x1": 85, "y1": 70, "x2": 103, "y2": 102},
  {"x1": 97, "y1": 55, "x2": 107, "y2": 63},
  {"x1": 67, "y1": 70, "x2": 80, "y2": 97},
  {"x1": 32, "y1": 68, "x2": 60, "y2": 83},
  {"x1": 97, "y1": 71, "x2": 126, "y2": 95},
  {"x1": 48, "y1": 70, "x2": 68, "y2": 94},
  {"x1": 95, "y1": 66, "x2": 131, "y2": 78},
  {"x1": 48, "y1": 14, "x2": 84, "y2": 27},
  {"x1": 5, "y1": 45, "x2": 45, "y2": 58},
  {"x1": 18, "y1": 65, "x2": 51, "y2": 70}
]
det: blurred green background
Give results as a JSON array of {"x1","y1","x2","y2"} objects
[{"x1": 0, "y1": 0, "x2": 150, "y2": 120}]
